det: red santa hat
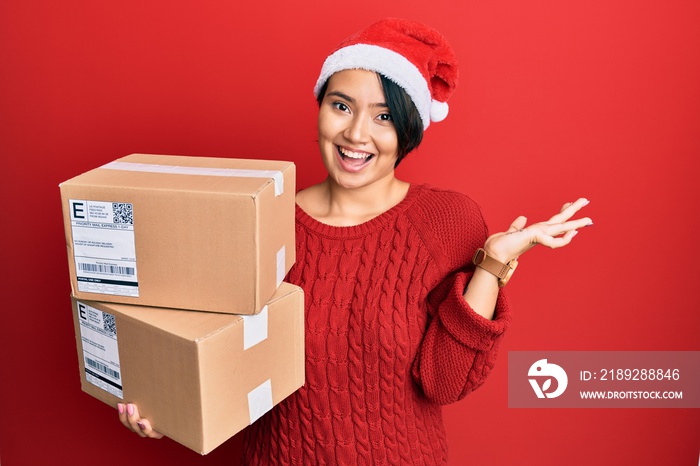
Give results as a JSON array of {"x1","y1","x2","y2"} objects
[{"x1": 313, "y1": 18, "x2": 459, "y2": 129}]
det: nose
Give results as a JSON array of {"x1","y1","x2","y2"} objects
[{"x1": 344, "y1": 113, "x2": 370, "y2": 145}]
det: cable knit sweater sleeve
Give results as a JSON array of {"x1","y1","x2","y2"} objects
[{"x1": 408, "y1": 187, "x2": 512, "y2": 405}]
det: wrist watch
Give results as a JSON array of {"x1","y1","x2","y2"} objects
[{"x1": 472, "y1": 248, "x2": 518, "y2": 288}]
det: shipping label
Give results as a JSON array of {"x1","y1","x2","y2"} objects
[
  {"x1": 69, "y1": 199, "x2": 138, "y2": 297},
  {"x1": 77, "y1": 301, "x2": 123, "y2": 399}
]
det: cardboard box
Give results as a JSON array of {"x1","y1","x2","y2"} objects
[
  {"x1": 60, "y1": 153, "x2": 295, "y2": 315},
  {"x1": 72, "y1": 282, "x2": 305, "y2": 455}
]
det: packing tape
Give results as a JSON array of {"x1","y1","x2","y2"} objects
[
  {"x1": 101, "y1": 161, "x2": 285, "y2": 196},
  {"x1": 241, "y1": 305, "x2": 268, "y2": 350},
  {"x1": 247, "y1": 379, "x2": 273, "y2": 424},
  {"x1": 276, "y1": 246, "x2": 286, "y2": 287}
]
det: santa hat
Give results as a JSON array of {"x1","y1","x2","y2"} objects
[{"x1": 313, "y1": 18, "x2": 458, "y2": 129}]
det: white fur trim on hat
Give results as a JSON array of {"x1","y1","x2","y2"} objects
[{"x1": 313, "y1": 43, "x2": 433, "y2": 129}]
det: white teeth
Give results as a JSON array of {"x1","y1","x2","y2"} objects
[{"x1": 339, "y1": 147, "x2": 371, "y2": 159}]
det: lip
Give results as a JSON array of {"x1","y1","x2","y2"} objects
[{"x1": 335, "y1": 145, "x2": 374, "y2": 173}]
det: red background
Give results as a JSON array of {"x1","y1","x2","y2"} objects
[{"x1": 1, "y1": 1, "x2": 698, "y2": 465}]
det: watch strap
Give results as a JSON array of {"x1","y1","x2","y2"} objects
[{"x1": 472, "y1": 248, "x2": 517, "y2": 287}]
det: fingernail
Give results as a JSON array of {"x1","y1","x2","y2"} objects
[
  {"x1": 582, "y1": 198, "x2": 590, "y2": 205},
  {"x1": 585, "y1": 222, "x2": 594, "y2": 227},
  {"x1": 127, "y1": 404, "x2": 134, "y2": 416},
  {"x1": 117, "y1": 403, "x2": 124, "y2": 415},
  {"x1": 137, "y1": 421, "x2": 146, "y2": 431}
]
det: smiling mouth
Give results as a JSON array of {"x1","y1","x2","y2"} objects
[{"x1": 338, "y1": 146, "x2": 374, "y2": 164}]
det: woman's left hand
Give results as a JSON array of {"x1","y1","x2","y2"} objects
[{"x1": 484, "y1": 197, "x2": 592, "y2": 263}]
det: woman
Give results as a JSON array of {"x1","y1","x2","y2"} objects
[{"x1": 119, "y1": 18, "x2": 591, "y2": 465}]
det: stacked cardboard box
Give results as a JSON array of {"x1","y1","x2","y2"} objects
[
  {"x1": 60, "y1": 154, "x2": 304, "y2": 454},
  {"x1": 60, "y1": 153, "x2": 296, "y2": 315}
]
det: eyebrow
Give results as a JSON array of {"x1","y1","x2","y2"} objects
[{"x1": 326, "y1": 90, "x2": 389, "y2": 109}]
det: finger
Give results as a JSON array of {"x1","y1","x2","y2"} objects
[
  {"x1": 135, "y1": 418, "x2": 164, "y2": 439},
  {"x1": 507, "y1": 216, "x2": 527, "y2": 232},
  {"x1": 535, "y1": 229, "x2": 579, "y2": 249},
  {"x1": 548, "y1": 217, "x2": 593, "y2": 236},
  {"x1": 548, "y1": 198, "x2": 590, "y2": 223},
  {"x1": 126, "y1": 403, "x2": 148, "y2": 438},
  {"x1": 128, "y1": 403, "x2": 164, "y2": 439},
  {"x1": 117, "y1": 403, "x2": 135, "y2": 432}
]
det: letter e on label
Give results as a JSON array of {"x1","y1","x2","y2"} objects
[
  {"x1": 71, "y1": 200, "x2": 86, "y2": 220},
  {"x1": 78, "y1": 302, "x2": 88, "y2": 322}
]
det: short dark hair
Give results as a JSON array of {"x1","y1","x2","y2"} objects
[{"x1": 316, "y1": 73, "x2": 424, "y2": 167}]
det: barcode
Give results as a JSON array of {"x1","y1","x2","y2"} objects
[
  {"x1": 78, "y1": 263, "x2": 135, "y2": 276},
  {"x1": 103, "y1": 312, "x2": 117, "y2": 335},
  {"x1": 86, "y1": 357, "x2": 120, "y2": 380},
  {"x1": 112, "y1": 202, "x2": 133, "y2": 224}
]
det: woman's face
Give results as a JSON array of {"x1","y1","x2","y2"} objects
[{"x1": 317, "y1": 69, "x2": 399, "y2": 191}]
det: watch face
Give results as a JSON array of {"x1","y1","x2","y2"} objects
[
  {"x1": 473, "y1": 249, "x2": 486, "y2": 265},
  {"x1": 503, "y1": 269, "x2": 515, "y2": 282}
]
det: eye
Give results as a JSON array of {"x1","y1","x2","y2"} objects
[
  {"x1": 332, "y1": 101, "x2": 350, "y2": 113},
  {"x1": 378, "y1": 113, "x2": 393, "y2": 122}
]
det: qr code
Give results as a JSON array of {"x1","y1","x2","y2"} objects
[
  {"x1": 112, "y1": 202, "x2": 133, "y2": 224},
  {"x1": 103, "y1": 312, "x2": 117, "y2": 336}
]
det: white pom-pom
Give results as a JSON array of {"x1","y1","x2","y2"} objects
[{"x1": 430, "y1": 100, "x2": 449, "y2": 122}]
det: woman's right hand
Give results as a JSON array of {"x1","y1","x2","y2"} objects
[{"x1": 117, "y1": 403, "x2": 164, "y2": 439}]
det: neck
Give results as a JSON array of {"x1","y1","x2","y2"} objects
[{"x1": 318, "y1": 175, "x2": 409, "y2": 226}]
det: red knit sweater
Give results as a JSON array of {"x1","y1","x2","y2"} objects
[{"x1": 242, "y1": 184, "x2": 511, "y2": 465}]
